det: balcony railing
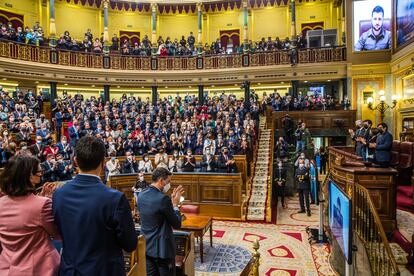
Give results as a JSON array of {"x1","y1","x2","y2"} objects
[{"x1": 0, "y1": 41, "x2": 346, "y2": 71}]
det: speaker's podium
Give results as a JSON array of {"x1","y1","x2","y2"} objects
[
  {"x1": 130, "y1": 227, "x2": 195, "y2": 276},
  {"x1": 328, "y1": 146, "x2": 397, "y2": 232}
]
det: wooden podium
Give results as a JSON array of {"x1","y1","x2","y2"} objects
[{"x1": 328, "y1": 146, "x2": 397, "y2": 232}]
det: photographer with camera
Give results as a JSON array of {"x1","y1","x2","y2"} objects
[{"x1": 295, "y1": 122, "x2": 311, "y2": 153}]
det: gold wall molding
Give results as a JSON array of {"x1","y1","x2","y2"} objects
[{"x1": 0, "y1": 57, "x2": 347, "y2": 86}]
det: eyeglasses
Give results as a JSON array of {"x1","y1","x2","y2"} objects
[{"x1": 35, "y1": 169, "x2": 44, "y2": 176}]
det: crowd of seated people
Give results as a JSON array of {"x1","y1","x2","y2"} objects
[
  {"x1": 263, "y1": 91, "x2": 351, "y2": 111},
  {"x1": 0, "y1": 85, "x2": 260, "y2": 185}
]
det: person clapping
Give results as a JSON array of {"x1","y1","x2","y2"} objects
[{"x1": 182, "y1": 148, "x2": 196, "y2": 172}]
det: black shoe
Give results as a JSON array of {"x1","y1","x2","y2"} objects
[
  {"x1": 298, "y1": 210, "x2": 306, "y2": 214},
  {"x1": 307, "y1": 211, "x2": 311, "y2": 217}
]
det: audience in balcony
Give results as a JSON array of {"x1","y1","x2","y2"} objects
[{"x1": 0, "y1": 23, "x2": 317, "y2": 57}]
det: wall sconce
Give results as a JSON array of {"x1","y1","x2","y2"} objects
[{"x1": 367, "y1": 90, "x2": 399, "y2": 123}]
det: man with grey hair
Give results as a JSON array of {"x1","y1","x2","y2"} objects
[{"x1": 349, "y1": 120, "x2": 364, "y2": 157}]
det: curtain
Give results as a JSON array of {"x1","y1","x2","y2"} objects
[
  {"x1": 219, "y1": 29, "x2": 240, "y2": 50},
  {"x1": 119, "y1": 30, "x2": 140, "y2": 45}
]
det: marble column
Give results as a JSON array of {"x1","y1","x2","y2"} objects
[
  {"x1": 290, "y1": 0, "x2": 297, "y2": 41},
  {"x1": 197, "y1": 2, "x2": 203, "y2": 51},
  {"x1": 50, "y1": 81, "x2": 57, "y2": 103},
  {"x1": 49, "y1": 0, "x2": 57, "y2": 47},
  {"x1": 103, "y1": 0, "x2": 110, "y2": 54},
  {"x1": 151, "y1": 86, "x2": 158, "y2": 105},
  {"x1": 243, "y1": 80, "x2": 250, "y2": 109},
  {"x1": 291, "y1": 80, "x2": 299, "y2": 98},
  {"x1": 103, "y1": 85, "x2": 110, "y2": 103},
  {"x1": 198, "y1": 85, "x2": 204, "y2": 105},
  {"x1": 151, "y1": 3, "x2": 158, "y2": 55},
  {"x1": 242, "y1": 0, "x2": 249, "y2": 51}
]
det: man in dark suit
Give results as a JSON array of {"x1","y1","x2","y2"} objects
[
  {"x1": 68, "y1": 119, "x2": 80, "y2": 147},
  {"x1": 295, "y1": 158, "x2": 311, "y2": 216},
  {"x1": 273, "y1": 160, "x2": 287, "y2": 209},
  {"x1": 52, "y1": 136, "x2": 137, "y2": 276},
  {"x1": 29, "y1": 135, "x2": 45, "y2": 161},
  {"x1": 137, "y1": 167, "x2": 184, "y2": 276},
  {"x1": 41, "y1": 154, "x2": 56, "y2": 183},
  {"x1": 217, "y1": 147, "x2": 237, "y2": 173},
  {"x1": 122, "y1": 151, "x2": 139, "y2": 173},
  {"x1": 371, "y1": 122, "x2": 393, "y2": 168}
]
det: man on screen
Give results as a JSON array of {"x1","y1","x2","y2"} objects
[{"x1": 354, "y1": 5, "x2": 391, "y2": 51}]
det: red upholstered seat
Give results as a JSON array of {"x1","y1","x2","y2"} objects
[
  {"x1": 397, "y1": 142, "x2": 414, "y2": 187},
  {"x1": 399, "y1": 142, "x2": 414, "y2": 169},
  {"x1": 180, "y1": 205, "x2": 199, "y2": 214},
  {"x1": 390, "y1": 140, "x2": 400, "y2": 167}
]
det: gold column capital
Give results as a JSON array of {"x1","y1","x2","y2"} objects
[
  {"x1": 151, "y1": 3, "x2": 158, "y2": 12},
  {"x1": 242, "y1": 0, "x2": 249, "y2": 8},
  {"x1": 197, "y1": 2, "x2": 203, "y2": 12},
  {"x1": 103, "y1": 0, "x2": 109, "y2": 9}
]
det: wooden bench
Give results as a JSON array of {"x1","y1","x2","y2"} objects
[
  {"x1": 103, "y1": 154, "x2": 249, "y2": 193},
  {"x1": 109, "y1": 172, "x2": 244, "y2": 219}
]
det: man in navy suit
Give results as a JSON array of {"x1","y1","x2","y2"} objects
[
  {"x1": 68, "y1": 119, "x2": 81, "y2": 147},
  {"x1": 370, "y1": 122, "x2": 393, "y2": 168},
  {"x1": 138, "y1": 167, "x2": 184, "y2": 276},
  {"x1": 52, "y1": 136, "x2": 137, "y2": 276}
]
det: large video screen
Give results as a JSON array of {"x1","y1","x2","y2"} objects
[
  {"x1": 396, "y1": 0, "x2": 414, "y2": 47},
  {"x1": 353, "y1": 0, "x2": 392, "y2": 51},
  {"x1": 329, "y1": 180, "x2": 352, "y2": 264}
]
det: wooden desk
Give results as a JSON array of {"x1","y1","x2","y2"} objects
[
  {"x1": 109, "y1": 172, "x2": 244, "y2": 219},
  {"x1": 180, "y1": 215, "x2": 213, "y2": 263},
  {"x1": 329, "y1": 146, "x2": 398, "y2": 232}
]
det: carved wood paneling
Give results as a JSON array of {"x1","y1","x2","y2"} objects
[
  {"x1": 109, "y1": 172, "x2": 243, "y2": 219},
  {"x1": 329, "y1": 147, "x2": 398, "y2": 232}
]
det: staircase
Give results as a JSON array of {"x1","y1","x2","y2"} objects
[{"x1": 246, "y1": 118, "x2": 272, "y2": 221}]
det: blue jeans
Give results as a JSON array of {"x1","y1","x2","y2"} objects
[{"x1": 296, "y1": 141, "x2": 305, "y2": 152}]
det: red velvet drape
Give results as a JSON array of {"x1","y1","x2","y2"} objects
[
  {"x1": 119, "y1": 30, "x2": 140, "y2": 45},
  {"x1": 301, "y1": 22, "x2": 324, "y2": 37},
  {"x1": 219, "y1": 29, "x2": 240, "y2": 49},
  {"x1": 0, "y1": 9, "x2": 24, "y2": 29}
]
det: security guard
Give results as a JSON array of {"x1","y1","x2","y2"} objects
[
  {"x1": 273, "y1": 160, "x2": 287, "y2": 209},
  {"x1": 295, "y1": 158, "x2": 311, "y2": 216}
]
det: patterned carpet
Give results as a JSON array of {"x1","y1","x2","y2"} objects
[
  {"x1": 397, "y1": 209, "x2": 414, "y2": 243},
  {"x1": 195, "y1": 196, "x2": 336, "y2": 276}
]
